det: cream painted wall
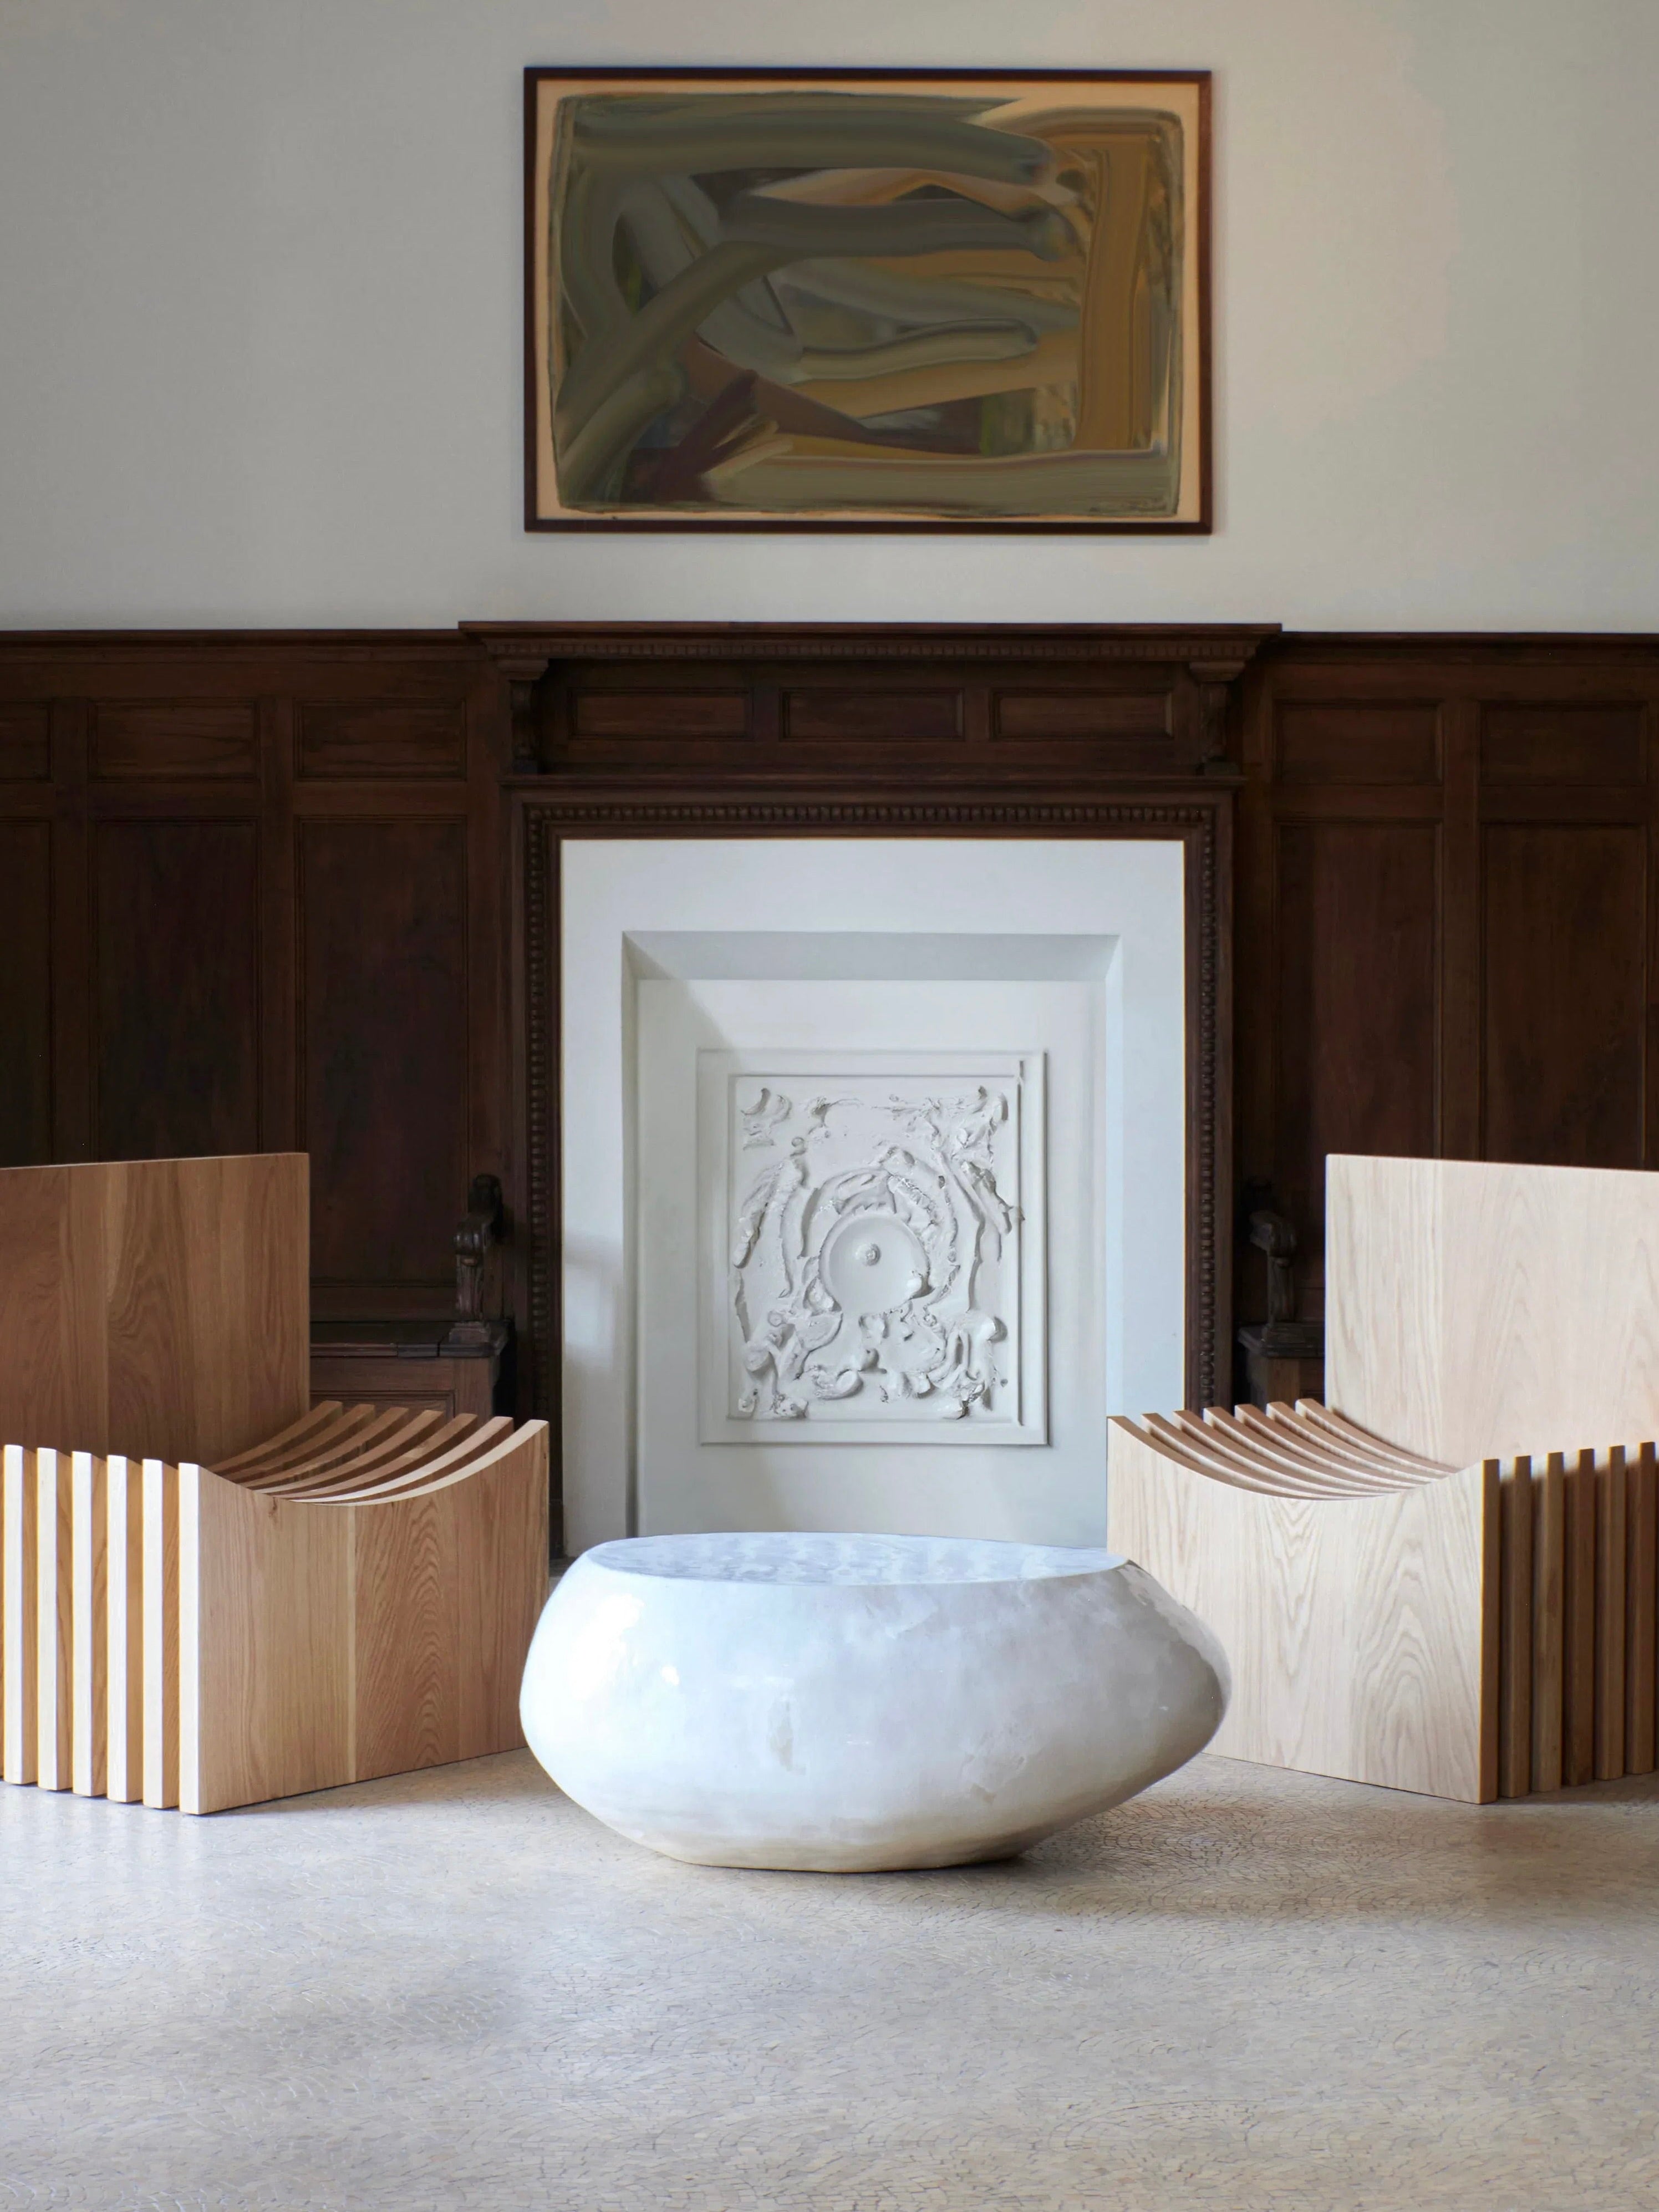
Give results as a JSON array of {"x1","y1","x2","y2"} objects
[{"x1": 0, "y1": 0, "x2": 1653, "y2": 629}]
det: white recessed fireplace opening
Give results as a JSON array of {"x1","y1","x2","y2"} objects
[{"x1": 561, "y1": 840, "x2": 1185, "y2": 1553}]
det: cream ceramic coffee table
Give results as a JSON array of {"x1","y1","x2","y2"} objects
[{"x1": 520, "y1": 1532, "x2": 1229, "y2": 1872}]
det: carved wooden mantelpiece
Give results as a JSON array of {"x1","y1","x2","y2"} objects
[
  {"x1": 466, "y1": 622, "x2": 1277, "y2": 785},
  {"x1": 481, "y1": 622, "x2": 1277, "y2": 1447}
]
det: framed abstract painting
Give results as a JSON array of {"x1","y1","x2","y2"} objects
[{"x1": 525, "y1": 67, "x2": 1211, "y2": 532}]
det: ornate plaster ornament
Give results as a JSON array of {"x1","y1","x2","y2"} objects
[{"x1": 714, "y1": 1063, "x2": 1040, "y2": 1437}]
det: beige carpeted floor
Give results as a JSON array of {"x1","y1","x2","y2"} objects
[{"x1": 3, "y1": 1749, "x2": 1657, "y2": 2210}]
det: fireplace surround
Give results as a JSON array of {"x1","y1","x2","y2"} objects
[{"x1": 474, "y1": 621, "x2": 1279, "y2": 1489}]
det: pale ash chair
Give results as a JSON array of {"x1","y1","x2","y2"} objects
[{"x1": 1108, "y1": 1156, "x2": 1659, "y2": 1803}]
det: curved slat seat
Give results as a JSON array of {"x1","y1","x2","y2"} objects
[
  {"x1": 1180, "y1": 1408, "x2": 1412, "y2": 1494},
  {"x1": 1206, "y1": 1406, "x2": 1447, "y2": 1489},
  {"x1": 255, "y1": 1413, "x2": 484, "y2": 1497},
  {"x1": 1108, "y1": 1400, "x2": 1658, "y2": 1805},
  {"x1": 216, "y1": 1402, "x2": 384, "y2": 1484},
  {"x1": 1, "y1": 1408, "x2": 549, "y2": 1816},
  {"x1": 307, "y1": 1417, "x2": 518, "y2": 1502},
  {"x1": 213, "y1": 1402, "x2": 347, "y2": 1476},
  {"x1": 231, "y1": 1406, "x2": 430, "y2": 1491}
]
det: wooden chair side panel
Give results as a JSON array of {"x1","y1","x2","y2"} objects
[
  {"x1": 1107, "y1": 1421, "x2": 1492, "y2": 1801},
  {"x1": 346, "y1": 1426, "x2": 549, "y2": 1783},
  {"x1": 456, "y1": 1425, "x2": 549, "y2": 1761},
  {"x1": 1347, "y1": 1460, "x2": 1493, "y2": 1804},
  {"x1": 345, "y1": 1482, "x2": 457, "y2": 1783},
  {"x1": 180, "y1": 1466, "x2": 352, "y2": 1817}
]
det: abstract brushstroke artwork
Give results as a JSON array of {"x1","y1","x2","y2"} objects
[{"x1": 525, "y1": 69, "x2": 1210, "y2": 531}]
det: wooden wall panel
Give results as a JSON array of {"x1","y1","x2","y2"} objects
[
  {"x1": 0, "y1": 633, "x2": 498, "y2": 1333},
  {"x1": 1481, "y1": 824, "x2": 1646, "y2": 1167},
  {"x1": 297, "y1": 702, "x2": 466, "y2": 780},
  {"x1": 1275, "y1": 700, "x2": 1441, "y2": 785},
  {"x1": 0, "y1": 823, "x2": 53, "y2": 1166},
  {"x1": 93, "y1": 822, "x2": 261, "y2": 1161},
  {"x1": 781, "y1": 688, "x2": 962, "y2": 741},
  {"x1": 1240, "y1": 638, "x2": 1659, "y2": 1369},
  {"x1": 1480, "y1": 703, "x2": 1645, "y2": 785},
  {"x1": 5, "y1": 623, "x2": 1657, "y2": 1433},
  {"x1": 1274, "y1": 821, "x2": 1440, "y2": 1244},
  {"x1": 0, "y1": 705, "x2": 51, "y2": 781},
  {"x1": 298, "y1": 820, "x2": 470, "y2": 1299},
  {"x1": 91, "y1": 704, "x2": 257, "y2": 781}
]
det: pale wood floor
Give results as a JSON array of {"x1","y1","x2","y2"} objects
[{"x1": 4, "y1": 1750, "x2": 1656, "y2": 2209}]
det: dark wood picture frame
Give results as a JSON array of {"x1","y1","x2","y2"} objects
[{"x1": 523, "y1": 67, "x2": 1213, "y2": 535}]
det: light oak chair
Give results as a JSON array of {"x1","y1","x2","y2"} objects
[{"x1": 0, "y1": 1157, "x2": 549, "y2": 1814}]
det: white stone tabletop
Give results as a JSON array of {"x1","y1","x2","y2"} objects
[{"x1": 584, "y1": 1532, "x2": 1126, "y2": 1586}]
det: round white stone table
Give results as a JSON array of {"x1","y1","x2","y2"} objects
[{"x1": 520, "y1": 1533, "x2": 1229, "y2": 1872}]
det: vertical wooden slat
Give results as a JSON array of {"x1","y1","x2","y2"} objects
[
  {"x1": 178, "y1": 1462, "x2": 202, "y2": 1817},
  {"x1": 105, "y1": 1455, "x2": 143, "y2": 1803},
  {"x1": 2, "y1": 1443, "x2": 38, "y2": 1784},
  {"x1": 70, "y1": 1450, "x2": 106, "y2": 1797},
  {"x1": 141, "y1": 1458, "x2": 179, "y2": 1810},
  {"x1": 1564, "y1": 1447, "x2": 1599, "y2": 1787},
  {"x1": 1626, "y1": 1440, "x2": 1658, "y2": 1777},
  {"x1": 1531, "y1": 1450, "x2": 1567, "y2": 1792},
  {"x1": 35, "y1": 1448, "x2": 72, "y2": 1791},
  {"x1": 1479, "y1": 1458, "x2": 1502, "y2": 1803},
  {"x1": 1596, "y1": 1445, "x2": 1629, "y2": 1779},
  {"x1": 1498, "y1": 1455, "x2": 1534, "y2": 1797}
]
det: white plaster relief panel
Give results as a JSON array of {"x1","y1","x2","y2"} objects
[{"x1": 700, "y1": 1052, "x2": 1046, "y2": 1446}]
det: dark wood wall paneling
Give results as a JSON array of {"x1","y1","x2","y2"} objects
[
  {"x1": 1237, "y1": 638, "x2": 1659, "y2": 1328},
  {"x1": 6, "y1": 622, "x2": 1659, "y2": 1413},
  {"x1": 0, "y1": 637, "x2": 506, "y2": 1323}
]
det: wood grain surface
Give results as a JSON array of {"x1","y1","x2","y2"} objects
[
  {"x1": 1564, "y1": 1447, "x2": 1599, "y2": 1788},
  {"x1": 35, "y1": 1450, "x2": 72, "y2": 1791},
  {"x1": 1107, "y1": 1410, "x2": 1493, "y2": 1802},
  {"x1": 104, "y1": 1455, "x2": 143, "y2": 1803},
  {"x1": 1498, "y1": 1457, "x2": 1534, "y2": 1799},
  {"x1": 1530, "y1": 1452, "x2": 1566, "y2": 1793},
  {"x1": 1326, "y1": 1155, "x2": 1659, "y2": 1466},
  {"x1": 180, "y1": 1420, "x2": 549, "y2": 1814},
  {"x1": 70, "y1": 1451, "x2": 107, "y2": 1799},
  {"x1": 2, "y1": 1444, "x2": 38, "y2": 1786},
  {"x1": 1107, "y1": 1403, "x2": 1659, "y2": 1803},
  {"x1": 1627, "y1": 1441, "x2": 1658, "y2": 1776},
  {"x1": 0, "y1": 1156, "x2": 310, "y2": 1467},
  {"x1": 141, "y1": 1458, "x2": 179, "y2": 1811},
  {"x1": 1595, "y1": 1447, "x2": 1629, "y2": 1780}
]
